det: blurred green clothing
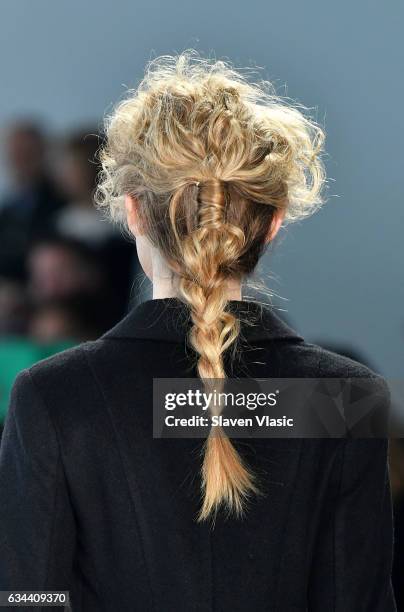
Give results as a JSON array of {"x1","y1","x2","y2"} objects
[{"x1": 0, "y1": 338, "x2": 77, "y2": 423}]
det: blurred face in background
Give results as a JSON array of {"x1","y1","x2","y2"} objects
[
  {"x1": 0, "y1": 279, "x2": 29, "y2": 334},
  {"x1": 58, "y1": 151, "x2": 95, "y2": 203},
  {"x1": 27, "y1": 242, "x2": 102, "y2": 302},
  {"x1": 29, "y1": 304, "x2": 78, "y2": 343},
  {"x1": 28, "y1": 300, "x2": 101, "y2": 344},
  {"x1": 57, "y1": 133, "x2": 100, "y2": 204},
  {"x1": 5, "y1": 124, "x2": 46, "y2": 186}
]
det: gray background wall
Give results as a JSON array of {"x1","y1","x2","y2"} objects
[{"x1": 0, "y1": 0, "x2": 402, "y2": 375}]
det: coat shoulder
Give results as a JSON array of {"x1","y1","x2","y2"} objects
[
  {"x1": 25, "y1": 338, "x2": 118, "y2": 397},
  {"x1": 279, "y1": 338, "x2": 385, "y2": 380},
  {"x1": 291, "y1": 341, "x2": 390, "y2": 403},
  {"x1": 308, "y1": 342, "x2": 382, "y2": 378},
  {"x1": 16, "y1": 339, "x2": 123, "y2": 430}
]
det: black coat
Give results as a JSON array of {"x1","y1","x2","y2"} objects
[{"x1": 0, "y1": 298, "x2": 396, "y2": 611}]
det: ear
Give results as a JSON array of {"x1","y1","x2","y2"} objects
[
  {"x1": 265, "y1": 207, "x2": 285, "y2": 244},
  {"x1": 124, "y1": 194, "x2": 143, "y2": 237}
]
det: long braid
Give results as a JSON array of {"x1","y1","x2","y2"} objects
[
  {"x1": 172, "y1": 178, "x2": 259, "y2": 520},
  {"x1": 96, "y1": 52, "x2": 327, "y2": 522}
]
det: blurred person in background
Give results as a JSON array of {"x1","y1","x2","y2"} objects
[
  {"x1": 0, "y1": 239, "x2": 113, "y2": 428},
  {"x1": 0, "y1": 120, "x2": 66, "y2": 280},
  {"x1": 27, "y1": 236, "x2": 104, "y2": 302},
  {"x1": 26, "y1": 235, "x2": 118, "y2": 329},
  {"x1": 55, "y1": 129, "x2": 111, "y2": 247},
  {"x1": 28, "y1": 294, "x2": 106, "y2": 344},
  {"x1": 0, "y1": 277, "x2": 30, "y2": 336},
  {"x1": 0, "y1": 124, "x2": 137, "y2": 428},
  {"x1": 55, "y1": 128, "x2": 138, "y2": 316}
]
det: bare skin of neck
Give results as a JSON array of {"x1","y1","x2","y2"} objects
[{"x1": 145, "y1": 238, "x2": 242, "y2": 301}]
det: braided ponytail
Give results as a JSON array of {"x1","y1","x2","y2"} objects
[
  {"x1": 95, "y1": 51, "x2": 327, "y2": 521},
  {"x1": 171, "y1": 178, "x2": 258, "y2": 520}
]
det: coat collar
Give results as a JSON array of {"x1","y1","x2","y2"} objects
[{"x1": 102, "y1": 297, "x2": 303, "y2": 344}]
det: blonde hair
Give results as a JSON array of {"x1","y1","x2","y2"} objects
[{"x1": 95, "y1": 50, "x2": 326, "y2": 521}]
